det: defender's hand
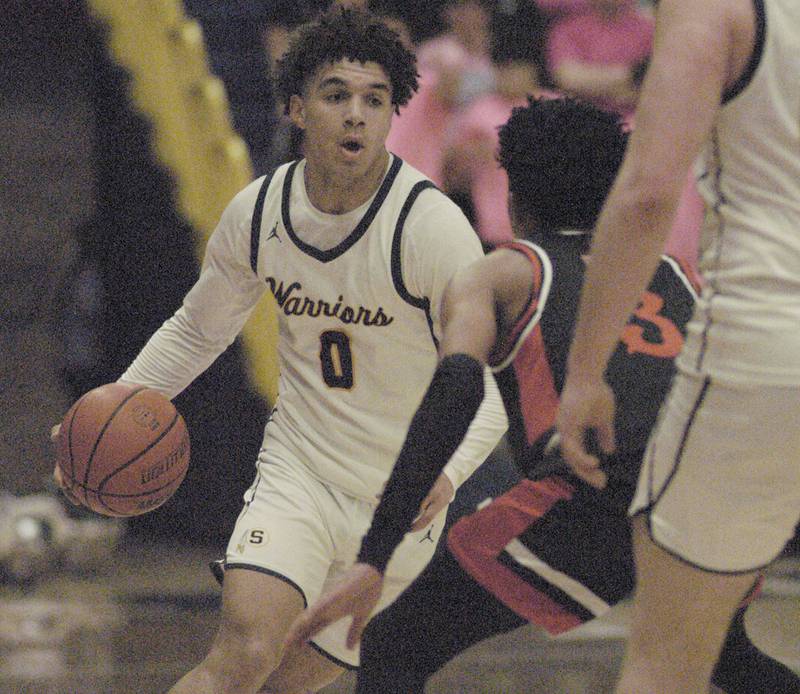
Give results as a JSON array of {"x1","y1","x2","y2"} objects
[
  {"x1": 285, "y1": 563, "x2": 383, "y2": 652},
  {"x1": 410, "y1": 471, "x2": 454, "y2": 532}
]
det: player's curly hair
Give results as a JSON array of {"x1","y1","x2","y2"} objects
[
  {"x1": 498, "y1": 96, "x2": 628, "y2": 232},
  {"x1": 274, "y1": 7, "x2": 419, "y2": 115}
]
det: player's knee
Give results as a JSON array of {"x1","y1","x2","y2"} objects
[{"x1": 208, "y1": 619, "x2": 283, "y2": 688}]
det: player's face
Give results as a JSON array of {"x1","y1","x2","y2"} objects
[{"x1": 289, "y1": 59, "x2": 393, "y2": 183}]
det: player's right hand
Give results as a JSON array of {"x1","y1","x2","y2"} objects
[
  {"x1": 51, "y1": 423, "x2": 82, "y2": 507},
  {"x1": 556, "y1": 378, "x2": 615, "y2": 489}
]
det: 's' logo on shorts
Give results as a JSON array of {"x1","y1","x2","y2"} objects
[{"x1": 236, "y1": 528, "x2": 269, "y2": 553}]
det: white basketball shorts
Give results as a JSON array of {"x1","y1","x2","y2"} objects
[
  {"x1": 630, "y1": 368, "x2": 800, "y2": 573},
  {"x1": 225, "y1": 450, "x2": 447, "y2": 667}
]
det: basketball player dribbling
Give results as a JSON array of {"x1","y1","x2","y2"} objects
[{"x1": 53, "y1": 8, "x2": 507, "y2": 693}]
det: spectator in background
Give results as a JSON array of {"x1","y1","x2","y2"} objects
[
  {"x1": 546, "y1": 0, "x2": 653, "y2": 119},
  {"x1": 379, "y1": 0, "x2": 495, "y2": 189},
  {"x1": 259, "y1": 1, "x2": 323, "y2": 169},
  {"x1": 441, "y1": 4, "x2": 552, "y2": 246}
]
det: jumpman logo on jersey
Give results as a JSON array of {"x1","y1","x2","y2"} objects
[
  {"x1": 418, "y1": 525, "x2": 435, "y2": 543},
  {"x1": 267, "y1": 224, "x2": 281, "y2": 242}
]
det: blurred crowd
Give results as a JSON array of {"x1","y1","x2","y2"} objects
[{"x1": 231, "y1": 0, "x2": 700, "y2": 264}]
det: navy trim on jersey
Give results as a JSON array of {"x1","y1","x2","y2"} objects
[
  {"x1": 280, "y1": 155, "x2": 403, "y2": 263},
  {"x1": 722, "y1": 0, "x2": 766, "y2": 104},
  {"x1": 308, "y1": 640, "x2": 359, "y2": 671},
  {"x1": 696, "y1": 132, "x2": 728, "y2": 371},
  {"x1": 250, "y1": 169, "x2": 277, "y2": 276},
  {"x1": 391, "y1": 179, "x2": 439, "y2": 346},
  {"x1": 223, "y1": 563, "x2": 308, "y2": 607},
  {"x1": 495, "y1": 550, "x2": 596, "y2": 624}
]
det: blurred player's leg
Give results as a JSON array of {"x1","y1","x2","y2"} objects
[
  {"x1": 260, "y1": 641, "x2": 344, "y2": 693},
  {"x1": 617, "y1": 516, "x2": 757, "y2": 694}
]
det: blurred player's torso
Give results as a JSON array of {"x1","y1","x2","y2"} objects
[{"x1": 692, "y1": 0, "x2": 800, "y2": 385}]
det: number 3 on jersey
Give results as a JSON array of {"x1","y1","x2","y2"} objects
[
  {"x1": 620, "y1": 291, "x2": 683, "y2": 358},
  {"x1": 320, "y1": 330, "x2": 354, "y2": 389}
]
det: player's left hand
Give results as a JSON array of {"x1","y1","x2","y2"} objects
[
  {"x1": 284, "y1": 563, "x2": 384, "y2": 652},
  {"x1": 51, "y1": 424, "x2": 83, "y2": 507},
  {"x1": 410, "y1": 472, "x2": 454, "y2": 531}
]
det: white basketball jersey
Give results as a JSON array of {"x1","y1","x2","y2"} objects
[
  {"x1": 121, "y1": 154, "x2": 491, "y2": 501},
  {"x1": 248, "y1": 156, "x2": 485, "y2": 499},
  {"x1": 686, "y1": 0, "x2": 800, "y2": 384}
]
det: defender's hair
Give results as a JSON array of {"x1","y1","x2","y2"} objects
[
  {"x1": 498, "y1": 96, "x2": 628, "y2": 232},
  {"x1": 274, "y1": 7, "x2": 419, "y2": 114}
]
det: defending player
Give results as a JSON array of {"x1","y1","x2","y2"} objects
[
  {"x1": 54, "y1": 8, "x2": 507, "y2": 693},
  {"x1": 286, "y1": 96, "x2": 800, "y2": 693}
]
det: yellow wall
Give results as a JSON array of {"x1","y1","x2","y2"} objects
[{"x1": 86, "y1": 0, "x2": 279, "y2": 405}]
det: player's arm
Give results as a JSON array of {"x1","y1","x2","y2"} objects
[
  {"x1": 285, "y1": 251, "x2": 529, "y2": 650},
  {"x1": 404, "y1": 196, "x2": 509, "y2": 499},
  {"x1": 359, "y1": 250, "x2": 526, "y2": 572},
  {"x1": 557, "y1": 0, "x2": 738, "y2": 484},
  {"x1": 120, "y1": 187, "x2": 266, "y2": 399}
]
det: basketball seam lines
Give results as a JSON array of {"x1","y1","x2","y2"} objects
[
  {"x1": 81, "y1": 386, "x2": 147, "y2": 503},
  {"x1": 96, "y1": 411, "x2": 182, "y2": 514}
]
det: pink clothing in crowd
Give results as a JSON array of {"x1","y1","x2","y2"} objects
[
  {"x1": 546, "y1": 4, "x2": 653, "y2": 116},
  {"x1": 446, "y1": 90, "x2": 559, "y2": 247},
  {"x1": 387, "y1": 36, "x2": 494, "y2": 188},
  {"x1": 535, "y1": 0, "x2": 593, "y2": 14},
  {"x1": 386, "y1": 67, "x2": 452, "y2": 188},
  {"x1": 664, "y1": 172, "x2": 703, "y2": 277},
  {"x1": 445, "y1": 94, "x2": 521, "y2": 245}
]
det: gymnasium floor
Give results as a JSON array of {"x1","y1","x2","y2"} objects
[{"x1": 1, "y1": 535, "x2": 797, "y2": 694}]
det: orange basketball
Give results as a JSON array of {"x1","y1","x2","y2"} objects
[{"x1": 56, "y1": 382, "x2": 190, "y2": 517}]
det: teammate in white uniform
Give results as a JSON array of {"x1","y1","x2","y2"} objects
[
  {"x1": 54, "y1": 9, "x2": 507, "y2": 693},
  {"x1": 557, "y1": 1, "x2": 800, "y2": 692}
]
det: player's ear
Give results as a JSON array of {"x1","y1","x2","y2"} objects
[{"x1": 289, "y1": 94, "x2": 306, "y2": 130}]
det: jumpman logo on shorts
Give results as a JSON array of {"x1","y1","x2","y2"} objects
[{"x1": 418, "y1": 525, "x2": 435, "y2": 543}]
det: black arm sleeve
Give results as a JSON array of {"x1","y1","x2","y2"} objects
[{"x1": 357, "y1": 353, "x2": 485, "y2": 572}]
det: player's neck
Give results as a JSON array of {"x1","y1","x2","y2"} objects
[{"x1": 303, "y1": 150, "x2": 390, "y2": 215}]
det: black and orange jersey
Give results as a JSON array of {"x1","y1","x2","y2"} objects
[{"x1": 489, "y1": 235, "x2": 700, "y2": 498}]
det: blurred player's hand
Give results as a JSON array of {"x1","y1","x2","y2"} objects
[
  {"x1": 284, "y1": 562, "x2": 383, "y2": 652},
  {"x1": 51, "y1": 423, "x2": 82, "y2": 507},
  {"x1": 556, "y1": 379, "x2": 615, "y2": 489},
  {"x1": 410, "y1": 472, "x2": 454, "y2": 531}
]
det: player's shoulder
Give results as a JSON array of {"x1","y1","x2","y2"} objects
[
  {"x1": 392, "y1": 157, "x2": 454, "y2": 207},
  {"x1": 392, "y1": 165, "x2": 478, "y2": 251},
  {"x1": 224, "y1": 162, "x2": 292, "y2": 221}
]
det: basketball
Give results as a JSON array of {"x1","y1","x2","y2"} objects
[{"x1": 56, "y1": 382, "x2": 190, "y2": 517}]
